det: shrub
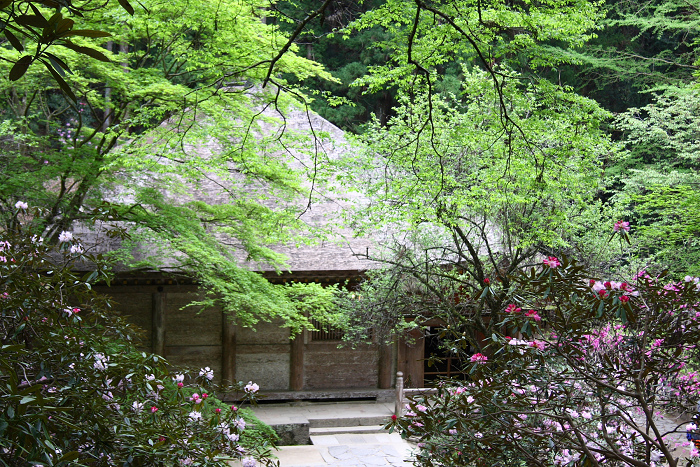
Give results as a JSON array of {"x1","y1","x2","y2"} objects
[
  {"x1": 390, "y1": 254, "x2": 700, "y2": 467},
  {"x1": 0, "y1": 205, "x2": 275, "y2": 466}
]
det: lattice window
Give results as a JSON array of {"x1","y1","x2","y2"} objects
[{"x1": 310, "y1": 318, "x2": 344, "y2": 341}]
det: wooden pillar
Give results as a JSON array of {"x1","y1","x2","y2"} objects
[
  {"x1": 289, "y1": 331, "x2": 304, "y2": 391},
  {"x1": 222, "y1": 313, "x2": 237, "y2": 385},
  {"x1": 152, "y1": 287, "x2": 166, "y2": 356},
  {"x1": 395, "y1": 371, "x2": 404, "y2": 416},
  {"x1": 397, "y1": 328, "x2": 424, "y2": 388},
  {"x1": 378, "y1": 343, "x2": 393, "y2": 389}
]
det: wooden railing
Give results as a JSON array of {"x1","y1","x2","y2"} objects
[{"x1": 394, "y1": 371, "x2": 438, "y2": 415}]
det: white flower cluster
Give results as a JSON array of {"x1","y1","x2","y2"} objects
[
  {"x1": 233, "y1": 418, "x2": 246, "y2": 431},
  {"x1": 244, "y1": 381, "x2": 259, "y2": 393},
  {"x1": 199, "y1": 367, "x2": 213, "y2": 381},
  {"x1": 93, "y1": 353, "x2": 108, "y2": 371},
  {"x1": 218, "y1": 422, "x2": 240, "y2": 443},
  {"x1": 58, "y1": 231, "x2": 73, "y2": 243}
]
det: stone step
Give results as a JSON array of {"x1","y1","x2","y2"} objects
[
  {"x1": 310, "y1": 425, "x2": 386, "y2": 436},
  {"x1": 308, "y1": 415, "x2": 389, "y2": 428}
]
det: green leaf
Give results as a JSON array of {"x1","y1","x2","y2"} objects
[
  {"x1": 59, "y1": 452, "x2": 80, "y2": 462},
  {"x1": 55, "y1": 18, "x2": 75, "y2": 35},
  {"x1": 9, "y1": 55, "x2": 32, "y2": 81},
  {"x1": 45, "y1": 52, "x2": 72, "y2": 77},
  {"x1": 4, "y1": 29, "x2": 23, "y2": 52},
  {"x1": 117, "y1": 0, "x2": 135, "y2": 15},
  {"x1": 61, "y1": 41, "x2": 110, "y2": 62},
  {"x1": 15, "y1": 14, "x2": 47, "y2": 29},
  {"x1": 40, "y1": 59, "x2": 77, "y2": 102},
  {"x1": 63, "y1": 29, "x2": 111, "y2": 38}
]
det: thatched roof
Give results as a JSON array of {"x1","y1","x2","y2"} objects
[{"x1": 73, "y1": 105, "x2": 379, "y2": 277}]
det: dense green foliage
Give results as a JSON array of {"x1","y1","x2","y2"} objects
[
  {"x1": 274, "y1": 0, "x2": 397, "y2": 132},
  {"x1": 571, "y1": 0, "x2": 700, "y2": 111},
  {"x1": 327, "y1": 0, "x2": 616, "y2": 345},
  {"x1": 608, "y1": 86, "x2": 700, "y2": 277},
  {"x1": 0, "y1": 0, "x2": 135, "y2": 96},
  {"x1": 0, "y1": 0, "x2": 339, "y2": 330}
]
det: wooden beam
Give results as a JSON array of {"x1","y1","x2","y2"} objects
[
  {"x1": 222, "y1": 313, "x2": 237, "y2": 385},
  {"x1": 289, "y1": 332, "x2": 304, "y2": 391},
  {"x1": 377, "y1": 343, "x2": 393, "y2": 389},
  {"x1": 152, "y1": 288, "x2": 166, "y2": 356}
]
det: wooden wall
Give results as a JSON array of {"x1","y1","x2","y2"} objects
[
  {"x1": 304, "y1": 342, "x2": 378, "y2": 389},
  {"x1": 97, "y1": 282, "x2": 395, "y2": 392},
  {"x1": 236, "y1": 320, "x2": 290, "y2": 390}
]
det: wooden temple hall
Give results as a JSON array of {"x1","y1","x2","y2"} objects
[
  {"x1": 94, "y1": 268, "x2": 400, "y2": 401},
  {"x1": 88, "y1": 110, "x2": 448, "y2": 401}
]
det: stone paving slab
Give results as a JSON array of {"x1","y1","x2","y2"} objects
[{"x1": 274, "y1": 433, "x2": 415, "y2": 467}]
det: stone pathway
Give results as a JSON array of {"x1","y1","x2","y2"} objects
[
  {"x1": 229, "y1": 433, "x2": 414, "y2": 467},
  {"x1": 647, "y1": 412, "x2": 693, "y2": 460},
  {"x1": 229, "y1": 402, "x2": 416, "y2": 467}
]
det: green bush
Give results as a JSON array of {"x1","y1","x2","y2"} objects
[{"x1": 0, "y1": 204, "x2": 276, "y2": 466}]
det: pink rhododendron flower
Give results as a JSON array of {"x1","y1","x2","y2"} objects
[
  {"x1": 530, "y1": 340, "x2": 546, "y2": 351},
  {"x1": 505, "y1": 303, "x2": 521, "y2": 313},
  {"x1": 614, "y1": 220, "x2": 630, "y2": 232},
  {"x1": 470, "y1": 353, "x2": 488, "y2": 363},
  {"x1": 525, "y1": 309, "x2": 542, "y2": 321},
  {"x1": 619, "y1": 295, "x2": 630, "y2": 303},
  {"x1": 199, "y1": 367, "x2": 214, "y2": 381},
  {"x1": 543, "y1": 256, "x2": 560, "y2": 268},
  {"x1": 151, "y1": 406, "x2": 158, "y2": 413}
]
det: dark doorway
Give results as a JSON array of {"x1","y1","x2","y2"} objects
[{"x1": 423, "y1": 326, "x2": 469, "y2": 382}]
